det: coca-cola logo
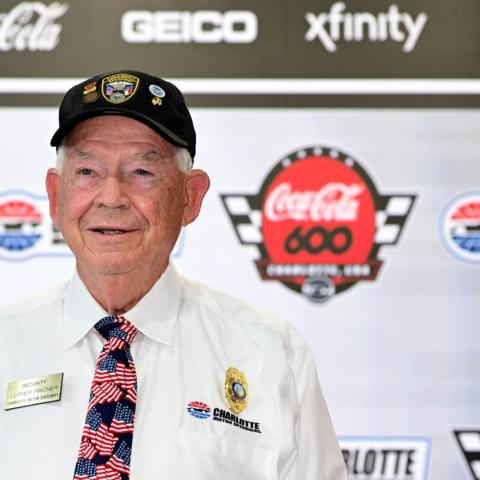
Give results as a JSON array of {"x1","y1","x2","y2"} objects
[
  {"x1": 264, "y1": 182, "x2": 363, "y2": 222},
  {"x1": 0, "y1": 2, "x2": 68, "y2": 52},
  {"x1": 221, "y1": 146, "x2": 416, "y2": 303}
]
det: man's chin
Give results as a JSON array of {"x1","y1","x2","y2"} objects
[
  {"x1": 79, "y1": 253, "x2": 139, "y2": 277},
  {"x1": 95, "y1": 265, "x2": 136, "y2": 276}
]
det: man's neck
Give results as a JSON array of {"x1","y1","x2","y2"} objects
[{"x1": 76, "y1": 261, "x2": 168, "y2": 315}]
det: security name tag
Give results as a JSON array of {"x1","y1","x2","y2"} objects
[{"x1": 4, "y1": 373, "x2": 63, "y2": 411}]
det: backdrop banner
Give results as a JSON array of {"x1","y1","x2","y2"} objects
[{"x1": 1, "y1": 2, "x2": 479, "y2": 480}]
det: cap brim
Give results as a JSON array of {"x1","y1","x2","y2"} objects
[{"x1": 50, "y1": 107, "x2": 190, "y2": 150}]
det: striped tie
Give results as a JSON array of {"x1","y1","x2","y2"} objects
[{"x1": 73, "y1": 316, "x2": 138, "y2": 480}]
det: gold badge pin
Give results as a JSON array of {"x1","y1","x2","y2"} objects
[
  {"x1": 4, "y1": 373, "x2": 63, "y2": 411},
  {"x1": 225, "y1": 367, "x2": 248, "y2": 414}
]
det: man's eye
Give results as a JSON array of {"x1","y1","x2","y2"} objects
[
  {"x1": 78, "y1": 168, "x2": 93, "y2": 176},
  {"x1": 134, "y1": 169, "x2": 152, "y2": 176}
]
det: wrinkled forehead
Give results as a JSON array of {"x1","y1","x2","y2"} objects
[{"x1": 62, "y1": 115, "x2": 177, "y2": 158}]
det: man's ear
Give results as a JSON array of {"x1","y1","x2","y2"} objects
[
  {"x1": 45, "y1": 168, "x2": 60, "y2": 226},
  {"x1": 182, "y1": 169, "x2": 210, "y2": 226}
]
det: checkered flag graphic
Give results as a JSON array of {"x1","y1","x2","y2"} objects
[
  {"x1": 454, "y1": 430, "x2": 480, "y2": 479},
  {"x1": 374, "y1": 195, "x2": 416, "y2": 245},
  {"x1": 221, "y1": 194, "x2": 263, "y2": 245},
  {"x1": 221, "y1": 193, "x2": 416, "y2": 248}
]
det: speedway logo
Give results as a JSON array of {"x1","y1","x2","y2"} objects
[
  {"x1": 186, "y1": 401, "x2": 211, "y2": 420},
  {"x1": 339, "y1": 436, "x2": 431, "y2": 479},
  {"x1": 221, "y1": 147, "x2": 416, "y2": 303},
  {"x1": 440, "y1": 192, "x2": 480, "y2": 264},
  {"x1": 0, "y1": 191, "x2": 70, "y2": 261}
]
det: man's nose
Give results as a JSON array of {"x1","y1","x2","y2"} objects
[{"x1": 95, "y1": 174, "x2": 129, "y2": 209}]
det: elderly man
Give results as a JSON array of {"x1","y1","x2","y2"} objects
[{"x1": 0, "y1": 70, "x2": 346, "y2": 479}]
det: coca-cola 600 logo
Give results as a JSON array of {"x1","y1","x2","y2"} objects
[
  {"x1": 0, "y1": 2, "x2": 68, "y2": 52},
  {"x1": 221, "y1": 146, "x2": 416, "y2": 303}
]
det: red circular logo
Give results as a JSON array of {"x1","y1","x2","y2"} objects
[
  {"x1": 262, "y1": 154, "x2": 375, "y2": 288},
  {"x1": 221, "y1": 146, "x2": 416, "y2": 302}
]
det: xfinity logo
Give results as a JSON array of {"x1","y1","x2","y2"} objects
[
  {"x1": 305, "y1": 2, "x2": 427, "y2": 53},
  {"x1": 122, "y1": 10, "x2": 257, "y2": 44}
]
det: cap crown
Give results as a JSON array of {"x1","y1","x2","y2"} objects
[{"x1": 51, "y1": 70, "x2": 196, "y2": 159}]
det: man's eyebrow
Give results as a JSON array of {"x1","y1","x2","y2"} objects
[
  {"x1": 134, "y1": 151, "x2": 170, "y2": 161},
  {"x1": 68, "y1": 147, "x2": 93, "y2": 159}
]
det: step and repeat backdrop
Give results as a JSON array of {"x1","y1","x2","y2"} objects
[{"x1": 0, "y1": 1, "x2": 479, "y2": 479}]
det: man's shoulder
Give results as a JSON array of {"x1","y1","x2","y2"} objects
[{"x1": 0, "y1": 280, "x2": 70, "y2": 323}]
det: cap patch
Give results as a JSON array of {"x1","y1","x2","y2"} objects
[
  {"x1": 150, "y1": 84, "x2": 165, "y2": 106},
  {"x1": 51, "y1": 70, "x2": 196, "y2": 159},
  {"x1": 149, "y1": 84, "x2": 166, "y2": 98},
  {"x1": 101, "y1": 73, "x2": 139, "y2": 104},
  {"x1": 82, "y1": 82, "x2": 99, "y2": 103}
]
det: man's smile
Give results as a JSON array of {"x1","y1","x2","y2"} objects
[{"x1": 88, "y1": 226, "x2": 139, "y2": 236}]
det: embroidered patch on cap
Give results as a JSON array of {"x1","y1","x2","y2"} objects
[
  {"x1": 101, "y1": 73, "x2": 139, "y2": 104},
  {"x1": 82, "y1": 82, "x2": 99, "y2": 103}
]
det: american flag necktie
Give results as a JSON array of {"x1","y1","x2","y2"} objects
[{"x1": 74, "y1": 316, "x2": 138, "y2": 480}]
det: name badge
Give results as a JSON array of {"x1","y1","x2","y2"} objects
[{"x1": 4, "y1": 373, "x2": 63, "y2": 411}]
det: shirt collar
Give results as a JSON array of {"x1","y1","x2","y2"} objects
[{"x1": 63, "y1": 262, "x2": 181, "y2": 349}]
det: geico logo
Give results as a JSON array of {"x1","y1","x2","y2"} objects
[
  {"x1": 0, "y1": 2, "x2": 68, "y2": 52},
  {"x1": 305, "y1": 2, "x2": 427, "y2": 53},
  {"x1": 285, "y1": 226, "x2": 353, "y2": 254},
  {"x1": 122, "y1": 10, "x2": 257, "y2": 44}
]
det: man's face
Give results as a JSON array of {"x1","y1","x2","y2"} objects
[{"x1": 46, "y1": 115, "x2": 209, "y2": 279}]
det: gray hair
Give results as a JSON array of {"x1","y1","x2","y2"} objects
[
  {"x1": 56, "y1": 143, "x2": 192, "y2": 173},
  {"x1": 175, "y1": 147, "x2": 193, "y2": 172}
]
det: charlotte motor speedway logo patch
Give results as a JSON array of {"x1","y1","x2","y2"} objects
[
  {"x1": 186, "y1": 401, "x2": 211, "y2": 419},
  {"x1": 221, "y1": 146, "x2": 416, "y2": 303}
]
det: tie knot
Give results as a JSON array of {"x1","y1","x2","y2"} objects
[{"x1": 94, "y1": 316, "x2": 138, "y2": 345}]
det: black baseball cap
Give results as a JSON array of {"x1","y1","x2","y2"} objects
[{"x1": 50, "y1": 70, "x2": 196, "y2": 159}]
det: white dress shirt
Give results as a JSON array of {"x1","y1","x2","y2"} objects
[{"x1": 0, "y1": 263, "x2": 346, "y2": 479}]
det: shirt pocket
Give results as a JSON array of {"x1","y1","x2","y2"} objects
[{"x1": 175, "y1": 426, "x2": 278, "y2": 480}]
